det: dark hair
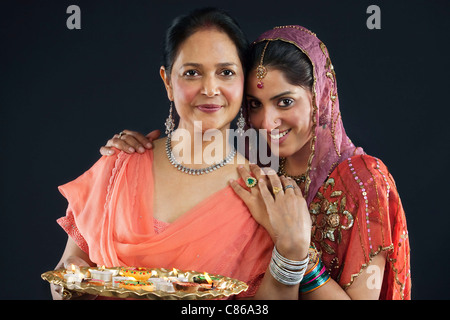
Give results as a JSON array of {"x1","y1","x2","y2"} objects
[
  {"x1": 249, "y1": 40, "x2": 314, "y2": 91},
  {"x1": 162, "y1": 7, "x2": 249, "y2": 77}
]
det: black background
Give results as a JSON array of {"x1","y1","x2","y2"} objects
[{"x1": 1, "y1": 0, "x2": 449, "y2": 299}]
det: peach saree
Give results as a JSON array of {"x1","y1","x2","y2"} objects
[{"x1": 57, "y1": 149, "x2": 273, "y2": 295}]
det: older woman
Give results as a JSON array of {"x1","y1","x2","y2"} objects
[{"x1": 53, "y1": 8, "x2": 313, "y2": 300}]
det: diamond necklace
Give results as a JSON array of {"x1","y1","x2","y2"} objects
[{"x1": 165, "y1": 135, "x2": 236, "y2": 175}]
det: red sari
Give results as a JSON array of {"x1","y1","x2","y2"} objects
[
  {"x1": 254, "y1": 26, "x2": 411, "y2": 299},
  {"x1": 309, "y1": 155, "x2": 411, "y2": 299}
]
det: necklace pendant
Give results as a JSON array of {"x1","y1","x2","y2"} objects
[{"x1": 278, "y1": 157, "x2": 306, "y2": 184}]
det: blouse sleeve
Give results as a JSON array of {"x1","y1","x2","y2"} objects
[
  {"x1": 56, "y1": 150, "x2": 123, "y2": 254},
  {"x1": 57, "y1": 210, "x2": 89, "y2": 254},
  {"x1": 309, "y1": 154, "x2": 411, "y2": 299}
]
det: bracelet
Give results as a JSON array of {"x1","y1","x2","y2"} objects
[
  {"x1": 272, "y1": 246, "x2": 309, "y2": 270},
  {"x1": 299, "y1": 257, "x2": 331, "y2": 294},
  {"x1": 308, "y1": 243, "x2": 320, "y2": 265},
  {"x1": 269, "y1": 246, "x2": 309, "y2": 286}
]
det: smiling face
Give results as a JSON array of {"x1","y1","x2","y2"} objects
[
  {"x1": 246, "y1": 68, "x2": 313, "y2": 158},
  {"x1": 160, "y1": 28, "x2": 245, "y2": 134}
]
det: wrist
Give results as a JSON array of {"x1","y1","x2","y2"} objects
[
  {"x1": 269, "y1": 246, "x2": 309, "y2": 286},
  {"x1": 275, "y1": 236, "x2": 309, "y2": 261}
]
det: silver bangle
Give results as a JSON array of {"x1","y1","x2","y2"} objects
[
  {"x1": 272, "y1": 246, "x2": 309, "y2": 270},
  {"x1": 269, "y1": 259, "x2": 306, "y2": 286},
  {"x1": 269, "y1": 246, "x2": 309, "y2": 286}
]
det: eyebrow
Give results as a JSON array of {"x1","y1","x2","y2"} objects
[
  {"x1": 180, "y1": 62, "x2": 238, "y2": 68},
  {"x1": 246, "y1": 91, "x2": 293, "y2": 101}
]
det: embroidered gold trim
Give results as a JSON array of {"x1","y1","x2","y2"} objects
[
  {"x1": 273, "y1": 25, "x2": 317, "y2": 37},
  {"x1": 342, "y1": 244, "x2": 394, "y2": 290}
]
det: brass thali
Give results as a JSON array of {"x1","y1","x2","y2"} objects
[{"x1": 41, "y1": 267, "x2": 248, "y2": 300}]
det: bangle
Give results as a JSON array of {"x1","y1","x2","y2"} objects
[
  {"x1": 299, "y1": 258, "x2": 331, "y2": 294},
  {"x1": 272, "y1": 246, "x2": 309, "y2": 270},
  {"x1": 308, "y1": 243, "x2": 320, "y2": 265},
  {"x1": 269, "y1": 246, "x2": 309, "y2": 286}
]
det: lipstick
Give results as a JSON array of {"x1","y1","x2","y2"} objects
[{"x1": 196, "y1": 104, "x2": 223, "y2": 113}]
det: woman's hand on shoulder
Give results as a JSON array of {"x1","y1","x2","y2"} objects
[
  {"x1": 257, "y1": 168, "x2": 311, "y2": 259},
  {"x1": 229, "y1": 164, "x2": 275, "y2": 239},
  {"x1": 229, "y1": 164, "x2": 312, "y2": 258},
  {"x1": 99, "y1": 129, "x2": 161, "y2": 156}
]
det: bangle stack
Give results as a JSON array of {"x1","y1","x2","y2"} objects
[
  {"x1": 269, "y1": 246, "x2": 309, "y2": 286},
  {"x1": 299, "y1": 257, "x2": 331, "y2": 294}
]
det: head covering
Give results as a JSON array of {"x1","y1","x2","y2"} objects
[{"x1": 252, "y1": 25, "x2": 364, "y2": 205}]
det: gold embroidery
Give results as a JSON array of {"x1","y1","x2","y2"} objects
[
  {"x1": 319, "y1": 42, "x2": 328, "y2": 55},
  {"x1": 326, "y1": 71, "x2": 334, "y2": 81},
  {"x1": 341, "y1": 211, "x2": 354, "y2": 230},
  {"x1": 330, "y1": 91, "x2": 337, "y2": 102},
  {"x1": 310, "y1": 178, "x2": 355, "y2": 255},
  {"x1": 319, "y1": 41, "x2": 340, "y2": 158},
  {"x1": 342, "y1": 244, "x2": 394, "y2": 290},
  {"x1": 273, "y1": 25, "x2": 317, "y2": 37}
]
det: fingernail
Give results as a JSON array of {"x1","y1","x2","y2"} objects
[
  {"x1": 108, "y1": 150, "x2": 114, "y2": 155},
  {"x1": 229, "y1": 179, "x2": 234, "y2": 183},
  {"x1": 138, "y1": 147, "x2": 145, "y2": 153},
  {"x1": 128, "y1": 147, "x2": 135, "y2": 152},
  {"x1": 146, "y1": 143, "x2": 152, "y2": 148}
]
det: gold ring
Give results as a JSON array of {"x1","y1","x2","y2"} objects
[
  {"x1": 245, "y1": 177, "x2": 257, "y2": 188},
  {"x1": 272, "y1": 186, "x2": 283, "y2": 195}
]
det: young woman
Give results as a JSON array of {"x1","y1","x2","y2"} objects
[
  {"x1": 53, "y1": 8, "x2": 312, "y2": 300},
  {"x1": 104, "y1": 23, "x2": 411, "y2": 299}
]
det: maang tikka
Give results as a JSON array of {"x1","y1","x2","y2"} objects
[
  {"x1": 165, "y1": 101, "x2": 175, "y2": 136},
  {"x1": 256, "y1": 41, "x2": 270, "y2": 89}
]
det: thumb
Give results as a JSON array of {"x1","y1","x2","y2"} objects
[{"x1": 146, "y1": 129, "x2": 161, "y2": 141}]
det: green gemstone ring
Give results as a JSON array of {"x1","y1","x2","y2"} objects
[{"x1": 245, "y1": 177, "x2": 257, "y2": 188}]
